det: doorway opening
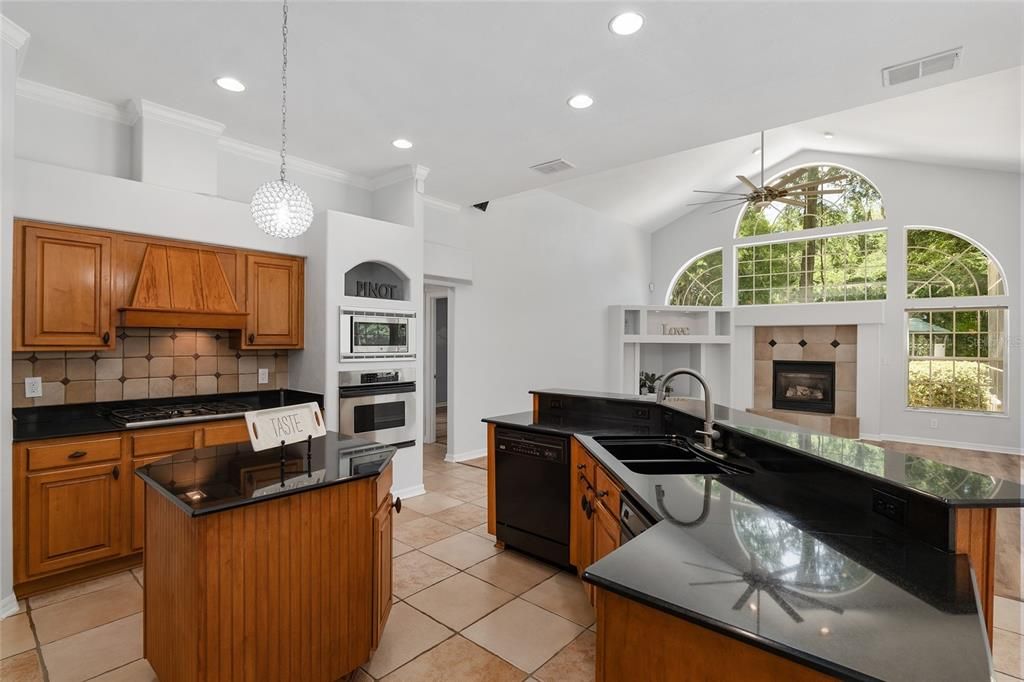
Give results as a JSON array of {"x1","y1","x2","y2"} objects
[{"x1": 424, "y1": 284, "x2": 453, "y2": 461}]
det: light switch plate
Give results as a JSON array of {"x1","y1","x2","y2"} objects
[
  {"x1": 24, "y1": 377, "x2": 43, "y2": 398},
  {"x1": 258, "y1": 368, "x2": 270, "y2": 384}
]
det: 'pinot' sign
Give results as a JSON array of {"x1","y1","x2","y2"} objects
[{"x1": 355, "y1": 280, "x2": 399, "y2": 299}]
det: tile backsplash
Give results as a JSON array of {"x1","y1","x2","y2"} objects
[{"x1": 12, "y1": 328, "x2": 291, "y2": 407}]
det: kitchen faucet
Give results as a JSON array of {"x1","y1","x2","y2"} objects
[{"x1": 656, "y1": 368, "x2": 721, "y2": 450}]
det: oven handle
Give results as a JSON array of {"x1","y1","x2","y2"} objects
[{"x1": 339, "y1": 382, "x2": 417, "y2": 398}]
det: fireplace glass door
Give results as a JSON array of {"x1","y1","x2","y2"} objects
[{"x1": 772, "y1": 361, "x2": 836, "y2": 414}]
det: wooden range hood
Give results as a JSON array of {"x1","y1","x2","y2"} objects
[{"x1": 119, "y1": 244, "x2": 249, "y2": 330}]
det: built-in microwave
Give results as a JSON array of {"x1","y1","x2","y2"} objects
[{"x1": 340, "y1": 309, "x2": 416, "y2": 360}]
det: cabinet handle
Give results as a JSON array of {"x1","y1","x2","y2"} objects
[
  {"x1": 576, "y1": 463, "x2": 585, "y2": 470},
  {"x1": 596, "y1": 490, "x2": 609, "y2": 499},
  {"x1": 112, "y1": 465, "x2": 120, "y2": 480},
  {"x1": 102, "y1": 331, "x2": 110, "y2": 344},
  {"x1": 392, "y1": 497, "x2": 402, "y2": 514},
  {"x1": 248, "y1": 334, "x2": 255, "y2": 344},
  {"x1": 67, "y1": 450, "x2": 87, "y2": 459}
]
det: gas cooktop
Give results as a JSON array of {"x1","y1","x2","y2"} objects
[{"x1": 107, "y1": 401, "x2": 253, "y2": 429}]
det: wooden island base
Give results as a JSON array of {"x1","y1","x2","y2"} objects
[
  {"x1": 595, "y1": 588, "x2": 837, "y2": 682},
  {"x1": 144, "y1": 467, "x2": 394, "y2": 682}
]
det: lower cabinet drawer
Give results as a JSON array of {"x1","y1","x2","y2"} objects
[
  {"x1": 203, "y1": 420, "x2": 250, "y2": 447},
  {"x1": 130, "y1": 428, "x2": 198, "y2": 457},
  {"x1": 27, "y1": 437, "x2": 121, "y2": 471}
]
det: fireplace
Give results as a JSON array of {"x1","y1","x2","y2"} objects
[{"x1": 772, "y1": 361, "x2": 836, "y2": 414}]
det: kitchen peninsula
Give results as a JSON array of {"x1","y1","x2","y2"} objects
[
  {"x1": 136, "y1": 431, "x2": 400, "y2": 682},
  {"x1": 484, "y1": 389, "x2": 1024, "y2": 682}
]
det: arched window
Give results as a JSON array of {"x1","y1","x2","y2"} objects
[
  {"x1": 906, "y1": 227, "x2": 1006, "y2": 298},
  {"x1": 736, "y1": 164, "x2": 884, "y2": 238},
  {"x1": 668, "y1": 249, "x2": 722, "y2": 306}
]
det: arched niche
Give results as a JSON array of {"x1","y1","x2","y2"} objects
[{"x1": 344, "y1": 261, "x2": 411, "y2": 301}]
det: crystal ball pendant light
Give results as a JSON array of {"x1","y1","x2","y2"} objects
[{"x1": 251, "y1": 0, "x2": 313, "y2": 238}]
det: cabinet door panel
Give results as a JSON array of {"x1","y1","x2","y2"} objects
[
  {"x1": 372, "y1": 495, "x2": 394, "y2": 650},
  {"x1": 20, "y1": 223, "x2": 113, "y2": 348},
  {"x1": 132, "y1": 456, "x2": 167, "y2": 551},
  {"x1": 245, "y1": 254, "x2": 303, "y2": 348},
  {"x1": 593, "y1": 502, "x2": 620, "y2": 565},
  {"x1": 27, "y1": 463, "x2": 123, "y2": 576}
]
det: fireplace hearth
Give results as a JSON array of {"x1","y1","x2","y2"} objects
[{"x1": 773, "y1": 361, "x2": 836, "y2": 414}]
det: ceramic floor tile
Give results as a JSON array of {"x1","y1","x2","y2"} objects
[
  {"x1": 462, "y1": 599, "x2": 583, "y2": 673},
  {"x1": 28, "y1": 571, "x2": 136, "y2": 609},
  {"x1": 0, "y1": 613, "x2": 36, "y2": 658},
  {"x1": 430, "y1": 503, "x2": 488, "y2": 530},
  {"x1": 468, "y1": 523, "x2": 497, "y2": 542},
  {"x1": 440, "y1": 482, "x2": 488, "y2": 503},
  {"x1": 89, "y1": 658, "x2": 158, "y2": 681},
  {"x1": 393, "y1": 516, "x2": 462, "y2": 549},
  {"x1": 533, "y1": 630, "x2": 596, "y2": 682},
  {"x1": 405, "y1": 573, "x2": 514, "y2": 631},
  {"x1": 393, "y1": 507, "x2": 425, "y2": 527},
  {"x1": 41, "y1": 612, "x2": 143, "y2": 682},
  {"x1": 521, "y1": 572, "x2": 595, "y2": 627},
  {"x1": 421, "y1": 532, "x2": 503, "y2": 570},
  {"x1": 32, "y1": 581, "x2": 143, "y2": 644},
  {"x1": 392, "y1": 551, "x2": 461, "y2": 599},
  {"x1": 361, "y1": 602, "x2": 453, "y2": 678},
  {"x1": 402, "y1": 491, "x2": 464, "y2": 515},
  {"x1": 0, "y1": 650, "x2": 43, "y2": 681},
  {"x1": 994, "y1": 673, "x2": 1022, "y2": 682},
  {"x1": 994, "y1": 627, "x2": 1023, "y2": 679},
  {"x1": 131, "y1": 567, "x2": 144, "y2": 586},
  {"x1": 469, "y1": 496, "x2": 490, "y2": 509},
  {"x1": 381, "y1": 634, "x2": 526, "y2": 682},
  {"x1": 393, "y1": 538, "x2": 415, "y2": 557},
  {"x1": 423, "y1": 475, "x2": 463, "y2": 493},
  {"x1": 447, "y1": 466, "x2": 488, "y2": 484},
  {"x1": 995, "y1": 596, "x2": 1024, "y2": 635},
  {"x1": 466, "y1": 551, "x2": 558, "y2": 595}
]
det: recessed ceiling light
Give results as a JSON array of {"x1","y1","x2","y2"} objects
[
  {"x1": 215, "y1": 76, "x2": 246, "y2": 92},
  {"x1": 568, "y1": 94, "x2": 594, "y2": 110},
  {"x1": 752, "y1": 147, "x2": 762, "y2": 156},
  {"x1": 609, "y1": 11, "x2": 644, "y2": 36},
  {"x1": 392, "y1": 138, "x2": 413, "y2": 149},
  {"x1": 823, "y1": 132, "x2": 834, "y2": 140}
]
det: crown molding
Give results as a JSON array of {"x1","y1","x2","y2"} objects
[
  {"x1": 218, "y1": 136, "x2": 373, "y2": 190},
  {"x1": 370, "y1": 164, "x2": 431, "y2": 193},
  {"x1": 126, "y1": 99, "x2": 226, "y2": 136},
  {"x1": 2, "y1": 16, "x2": 30, "y2": 73},
  {"x1": 16, "y1": 78, "x2": 131, "y2": 124},
  {"x1": 422, "y1": 194, "x2": 462, "y2": 213}
]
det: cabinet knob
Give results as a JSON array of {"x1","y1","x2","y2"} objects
[
  {"x1": 248, "y1": 334, "x2": 255, "y2": 344},
  {"x1": 102, "y1": 331, "x2": 110, "y2": 344},
  {"x1": 112, "y1": 465, "x2": 120, "y2": 480},
  {"x1": 392, "y1": 497, "x2": 402, "y2": 514},
  {"x1": 596, "y1": 490, "x2": 609, "y2": 499},
  {"x1": 67, "y1": 450, "x2": 87, "y2": 459},
  {"x1": 576, "y1": 463, "x2": 585, "y2": 470}
]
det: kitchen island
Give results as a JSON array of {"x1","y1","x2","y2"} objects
[
  {"x1": 484, "y1": 389, "x2": 1024, "y2": 682},
  {"x1": 136, "y1": 431, "x2": 399, "y2": 682}
]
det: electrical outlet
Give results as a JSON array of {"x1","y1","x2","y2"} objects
[
  {"x1": 24, "y1": 377, "x2": 42, "y2": 398},
  {"x1": 258, "y1": 368, "x2": 270, "y2": 384},
  {"x1": 872, "y1": 489, "x2": 907, "y2": 524},
  {"x1": 929, "y1": 418, "x2": 938, "y2": 429}
]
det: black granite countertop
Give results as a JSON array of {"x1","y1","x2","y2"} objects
[
  {"x1": 574, "y1": 433, "x2": 992, "y2": 682},
  {"x1": 482, "y1": 411, "x2": 647, "y2": 438},
  {"x1": 530, "y1": 389, "x2": 1024, "y2": 508},
  {"x1": 135, "y1": 430, "x2": 393, "y2": 516},
  {"x1": 12, "y1": 389, "x2": 324, "y2": 442}
]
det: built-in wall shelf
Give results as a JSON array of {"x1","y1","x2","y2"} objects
[{"x1": 610, "y1": 305, "x2": 734, "y2": 400}]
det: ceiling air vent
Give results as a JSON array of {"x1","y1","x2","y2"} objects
[
  {"x1": 530, "y1": 158, "x2": 576, "y2": 175},
  {"x1": 882, "y1": 47, "x2": 961, "y2": 86}
]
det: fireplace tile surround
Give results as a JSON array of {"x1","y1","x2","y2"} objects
[{"x1": 752, "y1": 325, "x2": 859, "y2": 437}]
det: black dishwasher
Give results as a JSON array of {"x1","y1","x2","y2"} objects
[{"x1": 494, "y1": 427, "x2": 571, "y2": 569}]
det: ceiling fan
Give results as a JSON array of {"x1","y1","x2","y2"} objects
[{"x1": 691, "y1": 131, "x2": 848, "y2": 215}]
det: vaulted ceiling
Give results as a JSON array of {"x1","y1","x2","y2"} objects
[{"x1": 5, "y1": 1, "x2": 1023, "y2": 207}]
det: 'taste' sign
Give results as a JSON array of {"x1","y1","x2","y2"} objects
[{"x1": 245, "y1": 402, "x2": 327, "y2": 451}]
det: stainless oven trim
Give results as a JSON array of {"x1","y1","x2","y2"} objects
[{"x1": 350, "y1": 315, "x2": 411, "y2": 354}]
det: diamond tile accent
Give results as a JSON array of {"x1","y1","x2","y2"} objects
[
  {"x1": 798, "y1": 339, "x2": 807, "y2": 347},
  {"x1": 28, "y1": 353, "x2": 38, "y2": 363},
  {"x1": 767, "y1": 340, "x2": 777, "y2": 348},
  {"x1": 214, "y1": 334, "x2": 222, "y2": 340},
  {"x1": 214, "y1": 372, "x2": 222, "y2": 379},
  {"x1": 169, "y1": 332, "x2": 178, "y2": 340},
  {"x1": 90, "y1": 353, "x2": 100, "y2": 362},
  {"x1": 145, "y1": 353, "x2": 153, "y2": 361},
  {"x1": 169, "y1": 374, "x2": 177, "y2": 381},
  {"x1": 831, "y1": 339, "x2": 841, "y2": 348},
  {"x1": 118, "y1": 376, "x2": 127, "y2": 384},
  {"x1": 192, "y1": 353, "x2": 200, "y2": 360},
  {"x1": 59, "y1": 377, "x2": 70, "y2": 386},
  {"x1": 235, "y1": 352, "x2": 241, "y2": 359},
  {"x1": 116, "y1": 331, "x2": 128, "y2": 340}
]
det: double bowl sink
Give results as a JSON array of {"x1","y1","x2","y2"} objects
[{"x1": 595, "y1": 435, "x2": 750, "y2": 477}]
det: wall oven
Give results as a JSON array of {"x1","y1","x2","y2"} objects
[
  {"x1": 338, "y1": 368, "x2": 416, "y2": 448},
  {"x1": 340, "y1": 309, "x2": 416, "y2": 360}
]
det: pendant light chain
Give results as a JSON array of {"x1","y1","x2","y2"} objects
[{"x1": 279, "y1": 0, "x2": 289, "y2": 182}]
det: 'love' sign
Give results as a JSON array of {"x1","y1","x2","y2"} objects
[{"x1": 245, "y1": 402, "x2": 327, "y2": 452}]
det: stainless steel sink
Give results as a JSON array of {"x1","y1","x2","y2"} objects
[{"x1": 595, "y1": 436, "x2": 750, "y2": 476}]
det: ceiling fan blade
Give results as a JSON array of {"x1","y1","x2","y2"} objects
[
  {"x1": 783, "y1": 176, "x2": 850, "y2": 192},
  {"x1": 688, "y1": 198, "x2": 756, "y2": 206},
  {"x1": 710, "y1": 201, "x2": 749, "y2": 215},
  {"x1": 790, "y1": 188, "x2": 845, "y2": 196},
  {"x1": 693, "y1": 189, "x2": 750, "y2": 196},
  {"x1": 769, "y1": 169, "x2": 805, "y2": 189},
  {"x1": 775, "y1": 197, "x2": 807, "y2": 208},
  {"x1": 737, "y1": 175, "x2": 760, "y2": 192}
]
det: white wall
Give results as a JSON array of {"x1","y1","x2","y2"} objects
[
  {"x1": 434, "y1": 190, "x2": 651, "y2": 459},
  {"x1": 651, "y1": 151, "x2": 1023, "y2": 453}
]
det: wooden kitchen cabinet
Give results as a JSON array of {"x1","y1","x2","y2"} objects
[
  {"x1": 26, "y1": 462, "x2": 124, "y2": 577},
  {"x1": 14, "y1": 220, "x2": 115, "y2": 350},
  {"x1": 131, "y1": 456, "x2": 168, "y2": 551},
  {"x1": 243, "y1": 252, "x2": 304, "y2": 348},
  {"x1": 372, "y1": 493, "x2": 395, "y2": 650},
  {"x1": 570, "y1": 438, "x2": 595, "y2": 573}
]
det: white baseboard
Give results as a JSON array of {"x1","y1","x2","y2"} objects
[
  {"x1": 393, "y1": 483, "x2": 426, "y2": 499},
  {"x1": 446, "y1": 448, "x2": 486, "y2": 464},
  {"x1": 0, "y1": 593, "x2": 20, "y2": 620},
  {"x1": 860, "y1": 432, "x2": 1023, "y2": 456}
]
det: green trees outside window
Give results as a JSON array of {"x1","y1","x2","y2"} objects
[
  {"x1": 668, "y1": 249, "x2": 723, "y2": 306},
  {"x1": 906, "y1": 228, "x2": 1005, "y2": 298},
  {"x1": 736, "y1": 231, "x2": 887, "y2": 305}
]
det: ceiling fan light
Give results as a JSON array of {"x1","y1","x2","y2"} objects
[{"x1": 251, "y1": 179, "x2": 314, "y2": 238}]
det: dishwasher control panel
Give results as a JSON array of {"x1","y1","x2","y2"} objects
[{"x1": 495, "y1": 429, "x2": 567, "y2": 463}]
